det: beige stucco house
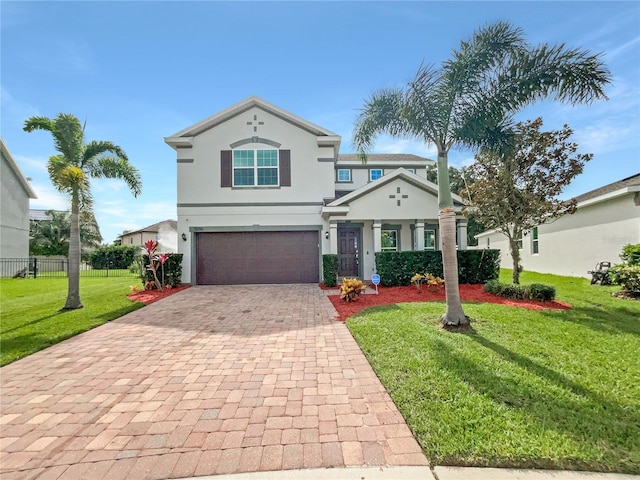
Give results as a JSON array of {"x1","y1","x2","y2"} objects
[
  {"x1": 475, "y1": 174, "x2": 640, "y2": 278},
  {"x1": 165, "y1": 96, "x2": 467, "y2": 285},
  {"x1": 117, "y1": 219, "x2": 177, "y2": 253},
  {"x1": 1, "y1": 137, "x2": 37, "y2": 260}
]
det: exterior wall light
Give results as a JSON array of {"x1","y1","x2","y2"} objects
[
  {"x1": 325, "y1": 231, "x2": 330, "y2": 239},
  {"x1": 181, "y1": 233, "x2": 187, "y2": 241}
]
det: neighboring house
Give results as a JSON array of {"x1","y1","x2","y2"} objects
[
  {"x1": 117, "y1": 220, "x2": 178, "y2": 253},
  {"x1": 0, "y1": 137, "x2": 37, "y2": 259},
  {"x1": 165, "y1": 96, "x2": 468, "y2": 285},
  {"x1": 475, "y1": 173, "x2": 640, "y2": 278},
  {"x1": 29, "y1": 209, "x2": 103, "y2": 256}
]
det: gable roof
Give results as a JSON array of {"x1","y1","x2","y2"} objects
[
  {"x1": 1, "y1": 137, "x2": 37, "y2": 199},
  {"x1": 326, "y1": 168, "x2": 464, "y2": 207},
  {"x1": 122, "y1": 219, "x2": 177, "y2": 236},
  {"x1": 573, "y1": 173, "x2": 640, "y2": 206},
  {"x1": 165, "y1": 96, "x2": 340, "y2": 148},
  {"x1": 337, "y1": 153, "x2": 435, "y2": 164}
]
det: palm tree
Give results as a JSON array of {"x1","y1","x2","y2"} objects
[
  {"x1": 30, "y1": 209, "x2": 103, "y2": 259},
  {"x1": 352, "y1": 22, "x2": 610, "y2": 328},
  {"x1": 24, "y1": 114, "x2": 142, "y2": 310}
]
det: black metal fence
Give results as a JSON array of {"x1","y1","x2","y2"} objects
[{"x1": 0, "y1": 258, "x2": 138, "y2": 278}]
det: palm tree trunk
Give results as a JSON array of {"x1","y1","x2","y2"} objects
[
  {"x1": 62, "y1": 194, "x2": 83, "y2": 310},
  {"x1": 436, "y1": 150, "x2": 469, "y2": 327}
]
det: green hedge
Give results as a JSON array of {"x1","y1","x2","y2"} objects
[
  {"x1": 609, "y1": 265, "x2": 640, "y2": 294},
  {"x1": 140, "y1": 253, "x2": 183, "y2": 288},
  {"x1": 322, "y1": 254, "x2": 339, "y2": 287},
  {"x1": 90, "y1": 245, "x2": 139, "y2": 269},
  {"x1": 620, "y1": 244, "x2": 640, "y2": 266},
  {"x1": 484, "y1": 280, "x2": 556, "y2": 302},
  {"x1": 375, "y1": 249, "x2": 500, "y2": 286}
]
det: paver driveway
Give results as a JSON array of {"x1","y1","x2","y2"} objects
[{"x1": 1, "y1": 284, "x2": 427, "y2": 479}]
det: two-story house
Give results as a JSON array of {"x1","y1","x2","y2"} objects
[{"x1": 165, "y1": 96, "x2": 466, "y2": 285}]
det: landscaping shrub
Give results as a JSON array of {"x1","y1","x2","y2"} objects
[
  {"x1": 90, "y1": 245, "x2": 139, "y2": 269},
  {"x1": 340, "y1": 278, "x2": 365, "y2": 302},
  {"x1": 620, "y1": 244, "x2": 640, "y2": 266},
  {"x1": 322, "y1": 254, "x2": 339, "y2": 287},
  {"x1": 375, "y1": 249, "x2": 500, "y2": 286},
  {"x1": 609, "y1": 265, "x2": 640, "y2": 294},
  {"x1": 140, "y1": 253, "x2": 183, "y2": 288},
  {"x1": 484, "y1": 280, "x2": 556, "y2": 301}
]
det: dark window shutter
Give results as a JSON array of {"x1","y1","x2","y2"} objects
[
  {"x1": 280, "y1": 149, "x2": 291, "y2": 187},
  {"x1": 221, "y1": 150, "x2": 232, "y2": 187}
]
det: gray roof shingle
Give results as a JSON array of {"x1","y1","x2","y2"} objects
[{"x1": 573, "y1": 173, "x2": 640, "y2": 204}]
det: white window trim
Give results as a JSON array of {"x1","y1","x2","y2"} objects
[
  {"x1": 337, "y1": 168, "x2": 351, "y2": 182},
  {"x1": 381, "y1": 229, "x2": 398, "y2": 251},
  {"x1": 531, "y1": 227, "x2": 539, "y2": 255},
  {"x1": 369, "y1": 169, "x2": 383, "y2": 181},
  {"x1": 424, "y1": 229, "x2": 436, "y2": 250},
  {"x1": 233, "y1": 149, "x2": 279, "y2": 187}
]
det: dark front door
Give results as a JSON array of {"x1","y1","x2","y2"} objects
[{"x1": 338, "y1": 228, "x2": 359, "y2": 278}]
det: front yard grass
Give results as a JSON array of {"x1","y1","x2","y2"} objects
[
  {"x1": 347, "y1": 270, "x2": 640, "y2": 473},
  {"x1": 0, "y1": 277, "x2": 144, "y2": 366}
]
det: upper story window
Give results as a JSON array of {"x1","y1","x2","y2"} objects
[
  {"x1": 406, "y1": 168, "x2": 416, "y2": 174},
  {"x1": 233, "y1": 149, "x2": 278, "y2": 186},
  {"x1": 337, "y1": 169, "x2": 351, "y2": 182},
  {"x1": 370, "y1": 169, "x2": 383, "y2": 181}
]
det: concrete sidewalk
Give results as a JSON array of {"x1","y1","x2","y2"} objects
[{"x1": 184, "y1": 466, "x2": 638, "y2": 480}]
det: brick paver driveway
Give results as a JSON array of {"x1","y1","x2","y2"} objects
[{"x1": 1, "y1": 284, "x2": 427, "y2": 479}]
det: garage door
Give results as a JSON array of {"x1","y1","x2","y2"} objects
[{"x1": 196, "y1": 231, "x2": 319, "y2": 285}]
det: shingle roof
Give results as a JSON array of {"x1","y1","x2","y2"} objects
[
  {"x1": 337, "y1": 153, "x2": 434, "y2": 163},
  {"x1": 573, "y1": 173, "x2": 640, "y2": 204},
  {"x1": 29, "y1": 209, "x2": 67, "y2": 221}
]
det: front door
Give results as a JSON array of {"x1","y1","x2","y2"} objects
[{"x1": 338, "y1": 227, "x2": 359, "y2": 278}]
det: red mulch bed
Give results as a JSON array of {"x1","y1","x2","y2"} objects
[
  {"x1": 328, "y1": 284, "x2": 571, "y2": 321},
  {"x1": 127, "y1": 285, "x2": 191, "y2": 305}
]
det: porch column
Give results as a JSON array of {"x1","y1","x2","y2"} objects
[
  {"x1": 329, "y1": 221, "x2": 338, "y2": 255},
  {"x1": 457, "y1": 219, "x2": 468, "y2": 250},
  {"x1": 373, "y1": 220, "x2": 382, "y2": 253},
  {"x1": 415, "y1": 221, "x2": 425, "y2": 250}
]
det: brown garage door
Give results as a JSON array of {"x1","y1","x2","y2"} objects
[{"x1": 196, "y1": 231, "x2": 319, "y2": 285}]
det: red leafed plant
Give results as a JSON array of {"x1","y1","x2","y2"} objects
[{"x1": 144, "y1": 239, "x2": 164, "y2": 291}]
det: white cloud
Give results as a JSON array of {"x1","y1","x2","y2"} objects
[
  {"x1": 13, "y1": 155, "x2": 48, "y2": 176},
  {"x1": 0, "y1": 87, "x2": 39, "y2": 124},
  {"x1": 28, "y1": 183, "x2": 69, "y2": 211}
]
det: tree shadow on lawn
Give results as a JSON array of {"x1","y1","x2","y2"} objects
[
  {"x1": 539, "y1": 303, "x2": 640, "y2": 337},
  {"x1": 2, "y1": 312, "x2": 62, "y2": 334},
  {"x1": 424, "y1": 335, "x2": 639, "y2": 472}
]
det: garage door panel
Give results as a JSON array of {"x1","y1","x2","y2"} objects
[{"x1": 196, "y1": 231, "x2": 319, "y2": 285}]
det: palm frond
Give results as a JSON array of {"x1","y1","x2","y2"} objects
[
  {"x1": 51, "y1": 114, "x2": 84, "y2": 164},
  {"x1": 23, "y1": 116, "x2": 55, "y2": 134},
  {"x1": 91, "y1": 156, "x2": 142, "y2": 197},
  {"x1": 83, "y1": 140, "x2": 129, "y2": 167}
]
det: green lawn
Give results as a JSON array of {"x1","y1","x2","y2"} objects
[
  {"x1": 0, "y1": 277, "x2": 144, "y2": 366},
  {"x1": 347, "y1": 270, "x2": 640, "y2": 473}
]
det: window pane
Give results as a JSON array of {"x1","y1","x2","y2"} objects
[
  {"x1": 258, "y1": 168, "x2": 278, "y2": 185},
  {"x1": 257, "y1": 150, "x2": 277, "y2": 166},
  {"x1": 381, "y1": 230, "x2": 397, "y2": 251},
  {"x1": 424, "y1": 230, "x2": 436, "y2": 250},
  {"x1": 233, "y1": 150, "x2": 254, "y2": 167},
  {"x1": 337, "y1": 169, "x2": 351, "y2": 182},
  {"x1": 234, "y1": 168, "x2": 254, "y2": 186},
  {"x1": 370, "y1": 169, "x2": 382, "y2": 181}
]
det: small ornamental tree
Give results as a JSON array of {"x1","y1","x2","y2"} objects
[
  {"x1": 144, "y1": 239, "x2": 164, "y2": 291},
  {"x1": 465, "y1": 118, "x2": 591, "y2": 284}
]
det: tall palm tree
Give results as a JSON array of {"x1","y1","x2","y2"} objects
[
  {"x1": 352, "y1": 22, "x2": 610, "y2": 328},
  {"x1": 24, "y1": 114, "x2": 142, "y2": 310}
]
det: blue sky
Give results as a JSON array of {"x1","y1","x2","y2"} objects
[{"x1": 2, "y1": 1, "x2": 639, "y2": 244}]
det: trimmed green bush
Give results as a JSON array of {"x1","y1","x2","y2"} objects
[
  {"x1": 620, "y1": 244, "x2": 640, "y2": 266},
  {"x1": 90, "y1": 245, "x2": 139, "y2": 269},
  {"x1": 484, "y1": 280, "x2": 556, "y2": 301},
  {"x1": 609, "y1": 265, "x2": 640, "y2": 294},
  {"x1": 322, "y1": 254, "x2": 339, "y2": 287},
  {"x1": 375, "y1": 249, "x2": 500, "y2": 286},
  {"x1": 140, "y1": 253, "x2": 183, "y2": 288}
]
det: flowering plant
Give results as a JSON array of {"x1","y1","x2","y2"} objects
[
  {"x1": 144, "y1": 239, "x2": 164, "y2": 291},
  {"x1": 411, "y1": 272, "x2": 444, "y2": 292}
]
